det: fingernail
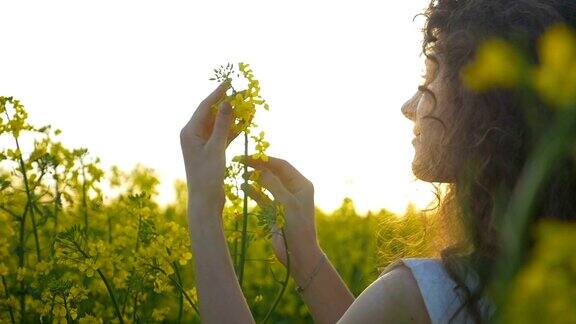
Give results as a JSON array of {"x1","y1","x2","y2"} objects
[{"x1": 220, "y1": 101, "x2": 232, "y2": 115}]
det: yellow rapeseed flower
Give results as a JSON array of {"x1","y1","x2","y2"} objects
[
  {"x1": 7, "y1": 295, "x2": 18, "y2": 309},
  {"x1": 35, "y1": 261, "x2": 52, "y2": 276},
  {"x1": 53, "y1": 304, "x2": 67, "y2": 322},
  {"x1": 69, "y1": 308, "x2": 78, "y2": 320},
  {"x1": 276, "y1": 205, "x2": 286, "y2": 229},
  {"x1": 179, "y1": 251, "x2": 193, "y2": 265},
  {"x1": 113, "y1": 270, "x2": 130, "y2": 289},
  {"x1": 16, "y1": 267, "x2": 26, "y2": 281},
  {"x1": 211, "y1": 62, "x2": 269, "y2": 135},
  {"x1": 251, "y1": 131, "x2": 270, "y2": 162},
  {"x1": 151, "y1": 307, "x2": 170, "y2": 321},
  {"x1": 254, "y1": 294, "x2": 263, "y2": 304},
  {"x1": 153, "y1": 276, "x2": 170, "y2": 293}
]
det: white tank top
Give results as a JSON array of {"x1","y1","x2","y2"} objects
[{"x1": 380, "y1": 258, "x2": 495, "y2": 323}]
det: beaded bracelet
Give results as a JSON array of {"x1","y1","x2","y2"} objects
[{"x1": 295, "y1": 252, "x2": 326, "y2": 294}]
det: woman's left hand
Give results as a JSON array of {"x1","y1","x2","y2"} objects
[
  {"x1": 180, "y1": 80, "x2": 256, "y2": 323},
  {"x1": 179, "y1": 80, "x2": 239, "y2": 211}
]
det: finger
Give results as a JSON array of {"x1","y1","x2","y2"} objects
[
  {"x1": 226, "y1": 128, "x2": 241, "y2": 147},
  {"x1": 187, "y1": 80, "x2": 231, "y2": 130},
  {"x1": 237, "y1": 156, "x2": 312, "y2": 193},
  {"x1": 271, "y1": 222, "x2": 279, "y2": 233},
  {"x1": 207, "y1": 101, "x2": 234, "y2": 151},
  {"x1": 270, "y1": 223, "x2": 284, "y2": 238},
  {"x1": 256, "y1": 168, "x2": 300, "y2": 210},
  {"x1": 241, "y1": 183, "x2": 273, "y2": 206}
]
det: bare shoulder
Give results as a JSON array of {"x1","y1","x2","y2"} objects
[{"x1": 337, "y1": 264, "x2": 431, "y2": 324}]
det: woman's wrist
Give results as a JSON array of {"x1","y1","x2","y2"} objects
[
  {"x1": 187, "y1": 198, "x2": 225, "y2": 240},
  {"x1": 188, "y1": 194, "x2": 224, "y2": 216},
  {"x1": 290, "y1": 243, "x2": 325, "y2": 286},
  {"x1": 295, "y1": 250, "x2": 326, "y2": 294}
]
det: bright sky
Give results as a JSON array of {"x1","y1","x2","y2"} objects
[{"x1": 0, "y1": 0, "x2": 437, "y2": 215}]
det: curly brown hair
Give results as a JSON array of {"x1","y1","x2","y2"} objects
[{"x1": 419, "y1": 0, "x2": 576, "y2": 322}]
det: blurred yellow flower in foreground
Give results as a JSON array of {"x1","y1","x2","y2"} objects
[
  {"x1": 539, "y1": 24, "x2": 576, "y2": 71},
  {"x1": 505, "y1": 221, "x2": 576, "y2": 323},
  {"x1": 462, "y1": 39, "x2": 522, "y2": 91},
  {"x1": 533, "y1": 24, "x2": 576, "y2": 108},
  {"x1": 462, "y1": 24, "x2": 576, "y2": 109}
]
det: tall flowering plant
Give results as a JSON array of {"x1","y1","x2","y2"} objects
[
  {"x1": 209, "y1": 62, "x2": 290, "y2": 322},
  {"x1": 0, "y1": 97, "x2": 199, "y2": 323}
]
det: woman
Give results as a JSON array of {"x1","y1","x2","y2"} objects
[{"x1": 179, "y1": 0, "x2": 576, "y2": 322}]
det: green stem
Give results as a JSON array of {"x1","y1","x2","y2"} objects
[
  {"x1": 81, "y1": 161, "x2": 89, "y2": 233},
  {"x1": 1, "y1": 275, "x2": 16, "y2": 324},
  {"x1": 69, "y1": 243, "x2": 118, "y2": 322},
  {"x1": 2, "y1": 112, "x2": 36, "y2": 312},
  {"x1": 496, "y1": 105, "x2": 576, "y2": 298},
  {"x1": 9, "y1": 125, "x2": 42, "y2": 263},
  {"x1": 165, "y1": 248, "x2": 184, "y2": 323},
  {"x1": 19, "y1": 281, "x2": 24, "y2": 324},
  {"x1": 233, "y1": 219, "x2": 239, "y2": 272},
  {"x1": 238, "y1": 131, "x2": 250, "y2": 287},
  {"x1": 171, "y1": 277, "x2": 200, "y2": 316},
  {"x1": 16, "y1": 203, "x2": 29, "y2": 267},
  {"x1": 132, "y1": 291, "x2": 138, "y2": 323},
  {"x1": 261, "y1": 228, "x2": 291, "y2": 324},
  {"x1": 48, "y1": 294, "x2": 56, "y2": 324},
  {"x1": 122, "y1": 214, "x2": 142, "y2": 315},
  {"x1": 171, "y1": 261, "x2": 184, "y2": 324},
  {"x1": 28, "y1": 201, "x2": 41, "y2": 261},
  {"x1": 108, "y1": 214, "x2": 113, "y2": 244},
  {"x1": 16, "y1": 202, "x2": 29, "y2": 324},
  {"x1": 10, "y1": 136, "x2": 42, "y2": 266},
  {"x1": 53, "y1": 177, "x2": 59, "y2": 232},
  {"x1": 149, "y1": 264, "x2": 200, "y2": 315},
  {"x1": 135, "y1": 215, "x2": 142, "y2": 251},
  {"x1": 62, "y1": 296, "x2": 74, "y2": 323},
  {"x1": 97, "y1": 269, "x2": 124, "y2": 324}
]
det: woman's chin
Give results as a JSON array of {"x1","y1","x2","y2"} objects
[
  {"x1": 411, "y1": 157, "x2": 454, "y2": 183},
  {"x1": 411, "y1": 160, "x2": 434, "y2": 182}
]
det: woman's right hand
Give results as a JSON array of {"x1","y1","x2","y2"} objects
[{"x1": 239, "y1": 156, "x2": 323, "y2": 278}]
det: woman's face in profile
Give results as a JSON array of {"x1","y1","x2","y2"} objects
[{"x1": 401, "y1": 58, "x2": 456, "y2": 183}]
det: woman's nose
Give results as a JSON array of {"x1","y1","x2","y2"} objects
[{"x1": 401, "y1": 92, "x2": 418, "y2": 121}]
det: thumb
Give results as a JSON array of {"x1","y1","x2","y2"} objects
[{"x1": 208, "y1": 101, "x2": 233, "y2": 150}]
